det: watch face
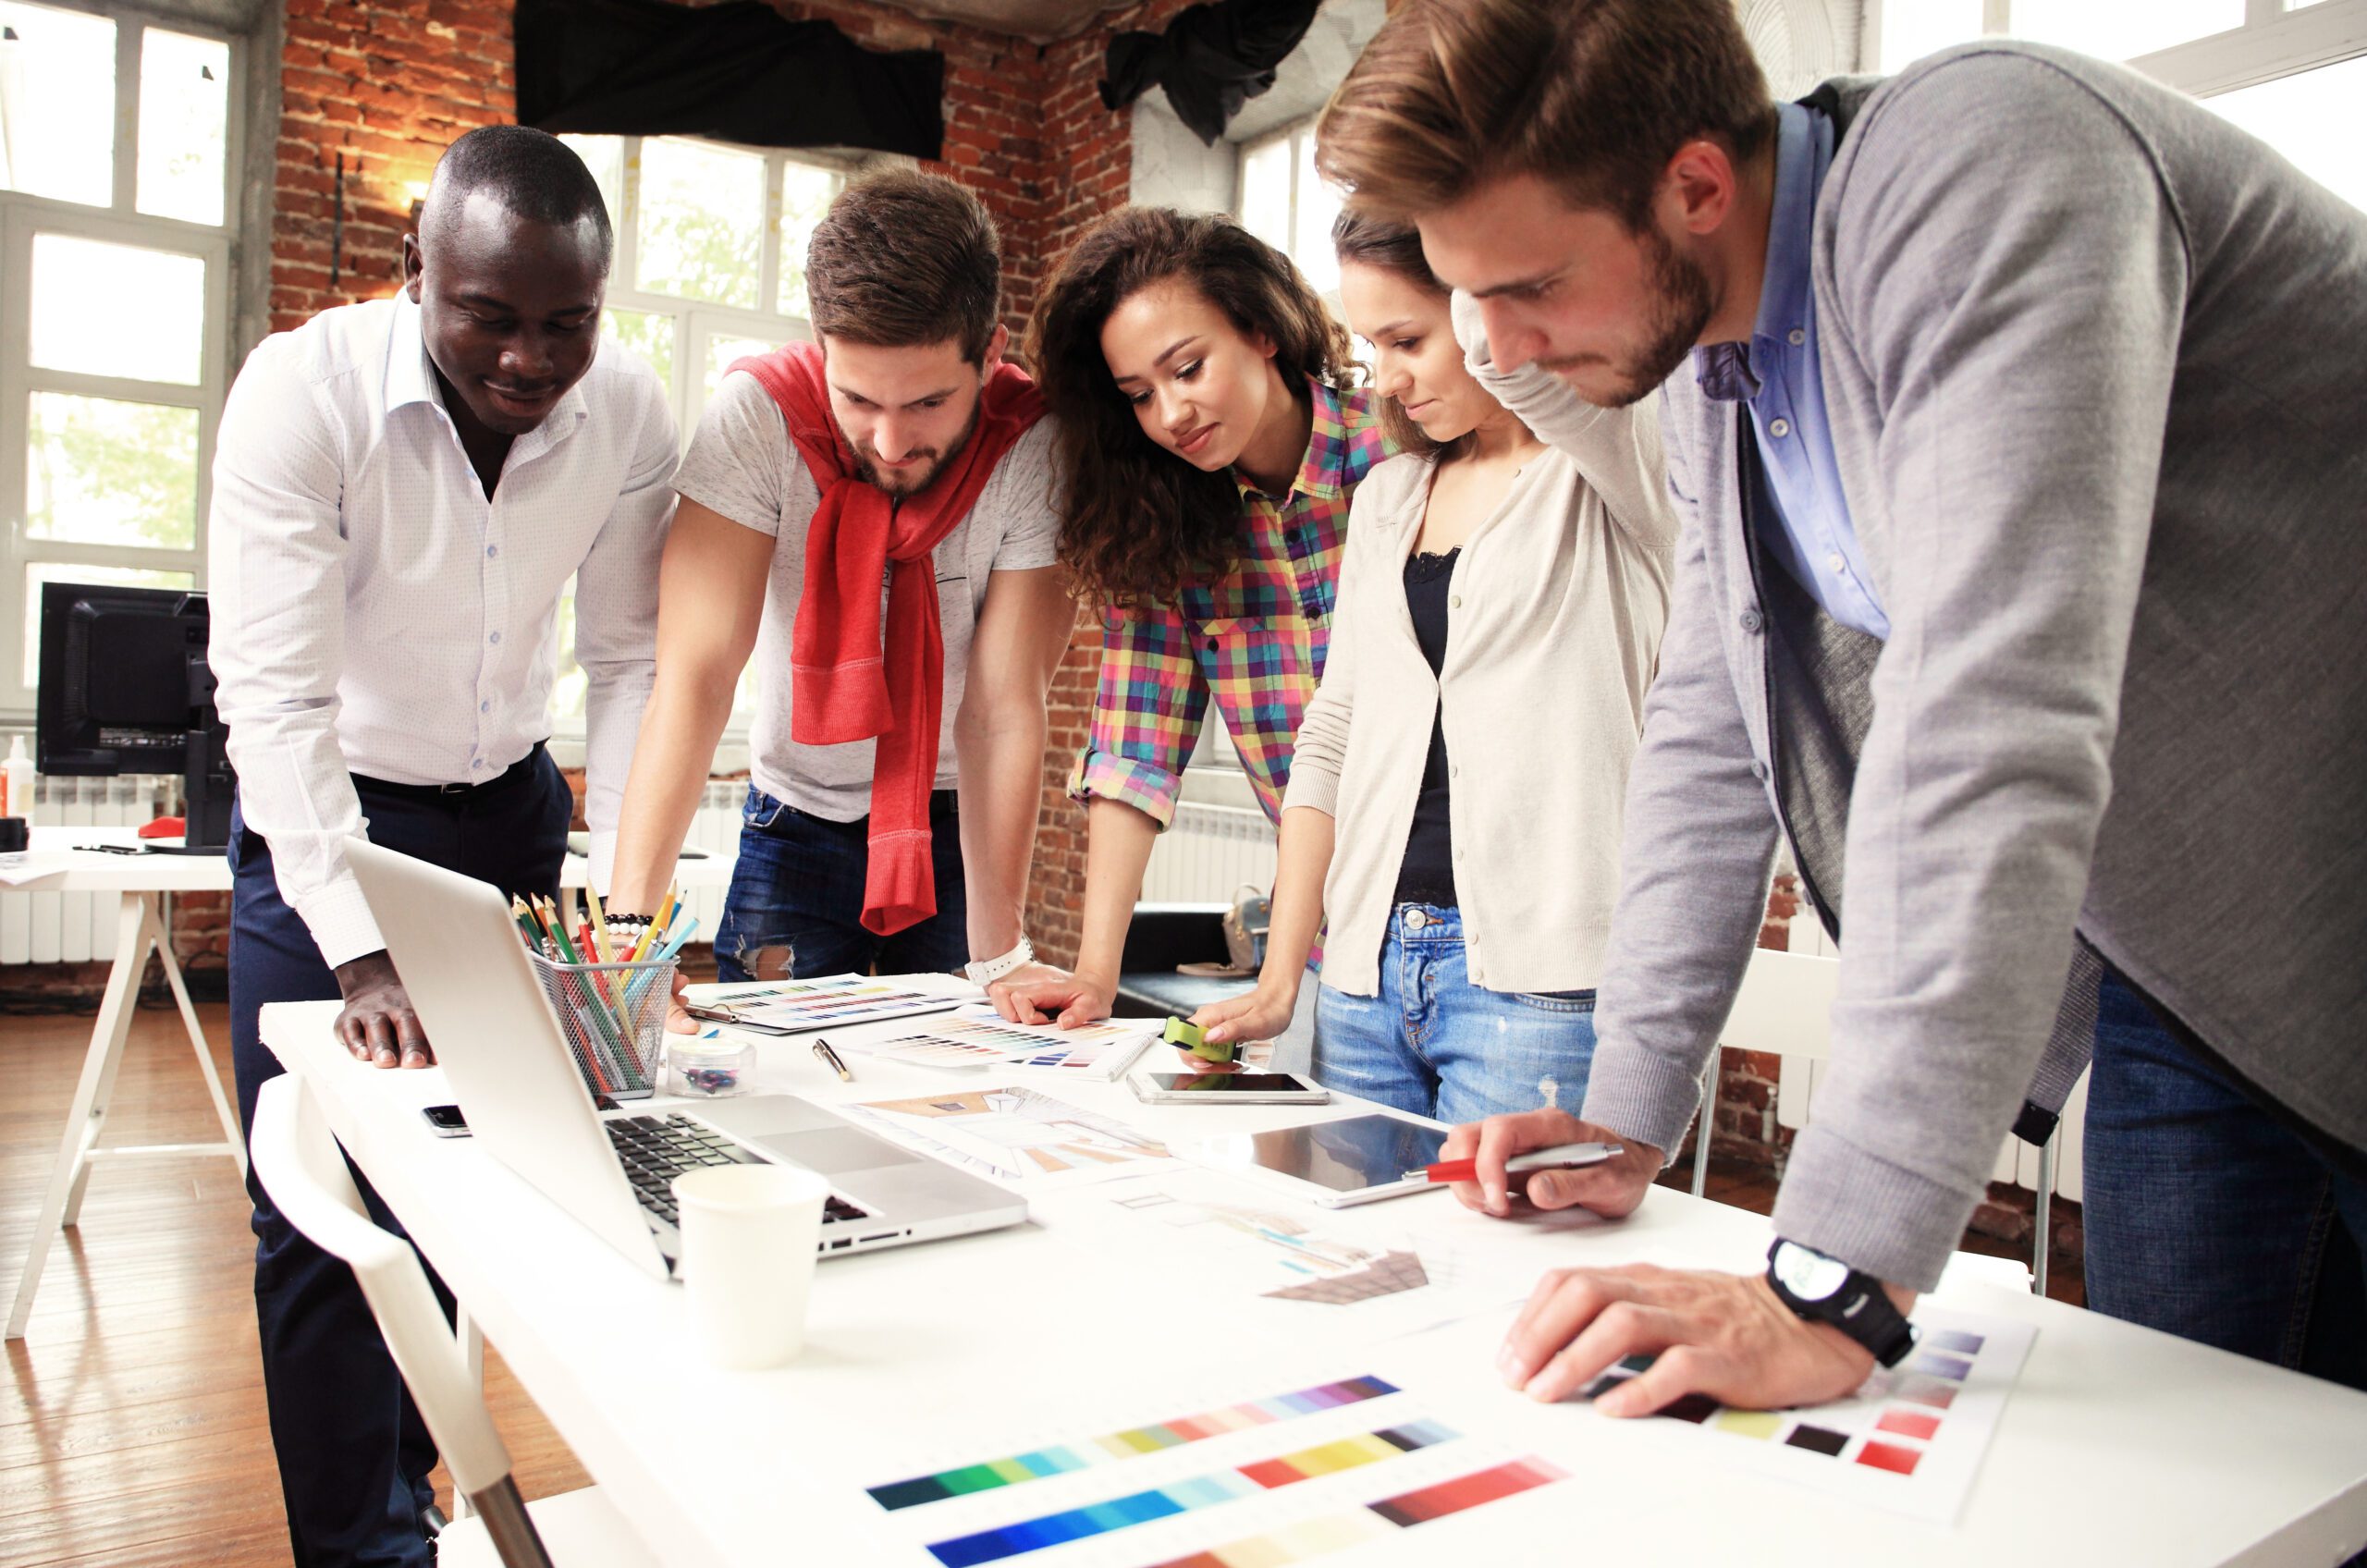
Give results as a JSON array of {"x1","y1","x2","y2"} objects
[{"x1": 1773, "y1": 1242, "x2": 1851, "y2": 1302}]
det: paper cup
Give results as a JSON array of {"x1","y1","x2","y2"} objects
[{"x1": 672, "y1": 1163, "x2": 832, "y2": 1369}]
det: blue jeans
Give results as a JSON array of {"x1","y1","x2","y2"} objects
[
  {"x1": 714, "y1": 786, "x2": 968, "y2": 980},
  {"x1": 1311, "y1": 903, "x2": 1597, "y2": 1124},
  {"x1": 2084, "y1": 970, "x2": 2367, "y2": 1392},
  {"x1": 229, "y1": 749, "x2": 571, "y2": 1567}
]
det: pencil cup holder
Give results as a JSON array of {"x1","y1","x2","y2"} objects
[{"x1": 525, "y1": 949, "x2": 677, "y2": 1102}]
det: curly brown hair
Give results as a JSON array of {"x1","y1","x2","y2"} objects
[{"x1": 1027, "y1": 207, "x2": 1360, "y2": 606}]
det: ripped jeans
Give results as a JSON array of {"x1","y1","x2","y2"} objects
[
  {"x1": 1312, "y1": 903, "x2": 1597, "y2": 1125},
  {"x1": 713, "y1": 785, "x2": 968, "y2": 980}
]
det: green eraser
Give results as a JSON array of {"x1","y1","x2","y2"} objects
[{"x1": 1163, "y1": 1016, "x2": 1235, "y2": 1062}]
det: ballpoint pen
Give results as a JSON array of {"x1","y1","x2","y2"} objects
[
  {"x1": 812, "y1": 1036, "x2": 853, "y2": 1082},
  {"x1": 1405, "y1": 1142, "x2": 1625, "y2": 1183}
]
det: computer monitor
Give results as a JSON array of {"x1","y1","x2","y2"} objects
[{"x1": 34, "y1": 582, "x2": 234, "y2": 853}]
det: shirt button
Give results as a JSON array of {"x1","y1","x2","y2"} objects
[
  {"x1": 1769, "y1": 418, "x2": 1792, "y2": 439},
  {"x1": 485, "y1": 545, "x2": 499, "y2": 558},
  {"x1": 1788, "y1": 328, "x2": 1806, "y2": 347},
  {"x1": 1206, "y1": 637, "x2": 1219, "y2": 651},
  {"x1": 1751, "y1": 760, "x2": 1769, "y2": 782},
  {"x1": 479, "y1": 700, "x2": 491, "y2": 714},
  {"x1": 488, "y1": 631, "x2": 501, "y2": 644},
  {"x1": 472, "y1": 758, "x2": 486, "y2": 770},
  {"x1": 1827, "y1": 552, "x2": 1847, "y2": 574},
  {"x1": 1449, "y1": 594, "x2": 1462, "y2": 609},
  {"x1": 1740, "y1": 607, "x2": 1764, "y2": 634}
]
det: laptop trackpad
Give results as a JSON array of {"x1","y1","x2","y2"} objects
[{"x1": 761, "y1": 1126, "x2": 924, "y2": 1177}]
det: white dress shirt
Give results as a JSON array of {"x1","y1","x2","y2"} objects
[{"x1": 208, "y1": 294, "x2": 677, "y2": 968}]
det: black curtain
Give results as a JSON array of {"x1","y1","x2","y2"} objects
[
  {"x1": 1098, "y1": 0, "x2": 1324, "y2": 146},
  {"x1": 516, "y1": 0, "x2": 944, "y2": 161}
]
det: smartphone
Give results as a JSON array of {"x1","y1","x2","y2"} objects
[
  {"x1": 1130, "y1": 1072, "x2": 1329, "y2": 1105},
  {"x1": 421, "y1": 1104, "x2": 471, "y2": 1137}
]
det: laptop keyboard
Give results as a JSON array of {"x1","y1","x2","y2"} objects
[{"x1": 605, "y1": 1114, "x2": 871, "y2": 1230}]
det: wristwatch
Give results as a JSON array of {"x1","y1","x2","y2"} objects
[
  {"x1": 1765, "y1": 1240, "x2": 1918, "y2": 1367},
  {"x1": 963, "y1": 937, "x2": 1035, "y2": 987}
]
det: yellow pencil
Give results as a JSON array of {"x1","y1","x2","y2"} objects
[{"x1": 585, "y1": 883, "x2": 618, "y2": 964}]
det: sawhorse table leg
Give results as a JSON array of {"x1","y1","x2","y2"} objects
[{"x1": 8, "y1": 891, "x2": 248, "y2": 1341}]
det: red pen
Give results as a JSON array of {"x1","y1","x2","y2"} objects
[{"x1": 1407, "y1": 1141, "x2": 1625, "y2": 1183}]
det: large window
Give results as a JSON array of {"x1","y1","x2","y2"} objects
[
  {"x1": 1872, "y1": 0, "x2": 2367, "y2": 212},
  {"x1": 0, "y1": 1, "x2": 237, "y2": 717},
  {"x1": 552, "y1": 134, "x2": 870, "y2": 732},
  {"x1": 1235, "y1": 117, "x2": 1345, "y2": 300}
]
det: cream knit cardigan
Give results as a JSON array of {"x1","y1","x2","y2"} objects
[{"x1": 1282, "y1": 301, "x2": 1679, "y2": 996}]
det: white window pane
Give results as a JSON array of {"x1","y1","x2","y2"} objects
[
  {"x1": 136, "y1": 29, "x2": 228, "y2": 226},
  {"x1": 2007, "y1": 0, "x2": 2244, "y2": 61},
  {"x1": 602, "y1": 307, "x2": 674, "y2": 395},
  {"x1": 2205, "y1": 55, "x2": 2367, "y2": 214},
  {"x1": 31, "y1": 235, "x2": 207, "y2": 385},
  {"x1": 1879, "y1": 0, "x2": 1986, "y2": 71},
  {"x1": 559, "y1": 133, "x2": 625, "y2": 236},
  {"x1": 1239, "y1": 136, "x2": 1292, "y2": 255},
  {"x1": 22, "y1": 562, "x2": 195, "y2": 689},
  {"x1": 636, "y1": 137, "x2": 764, "y2": 308},
  {"x1": 27, "y1": 392, "x2": 200, "y2": 549},
  {"x1": 1293, "y1": 133, "x2": 1343, "y2": 298},
  {"x1": 552, "y1": 582, "x2": 587, "y2": 726},
  {"x1": 705, "y1": 332, "x2": 777, "y2": 400},
  {"x1": 777, "y1": 159, "x2": 843, "y2": 320},
  {"x1": 0, "y1": 2, "x2": 115, "y2": 206}
]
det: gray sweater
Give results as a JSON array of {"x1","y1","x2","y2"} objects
[{"x1": 1580, "y1": 42, "x2": 2367, "y2": 1289}]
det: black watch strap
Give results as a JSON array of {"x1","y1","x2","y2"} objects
[{"x1": 1765, "y1": 1241, "x2": 1918, "y2": 1368}]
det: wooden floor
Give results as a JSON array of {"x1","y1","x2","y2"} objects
[
  {"x1": 2, "y1": 1003, "x2": 586, "y2": 1568},
  {"x1": 3, "y1": 999, "x2": 2080, "y2": 1566}
]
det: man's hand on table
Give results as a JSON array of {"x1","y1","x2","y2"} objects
[
  {"x1": 332, "y1": 950, "x2": 432, "y2": 1068},
  {"x1": 1439, "y1": 1108, "x2": 1662, "y2": 1219},
  {"x1": 1499, "y1": 1264, "x2": 1915, "y2": 1415}
]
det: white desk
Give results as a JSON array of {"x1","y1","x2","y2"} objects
[
  {"x1": 5, "y1": 828, "x2": 731, "y2": 1340},
  {"x1": 262, "y1": 987, "x2": 2367, "y2": 1568}
]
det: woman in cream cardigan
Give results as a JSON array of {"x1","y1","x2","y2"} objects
[{"x1": 1184, "y1": 213, "x2": 1677, "y2": 1121}]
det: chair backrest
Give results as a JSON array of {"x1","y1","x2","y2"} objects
[
  {"x1": 247, "y1": 1076, "x2": 519, "y2": 1506},
  {"x1": 1721, "y1": 948, "x2": 1843, "y2": 1063}
]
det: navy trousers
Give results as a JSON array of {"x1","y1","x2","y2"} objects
[{"x1": 229, "y1": 749, "x2": 570, "y2": 1568}]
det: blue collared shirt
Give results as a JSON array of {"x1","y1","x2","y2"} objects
[{"x1": 1692, "y1": 101, "x2": 1890, "y2": 641}]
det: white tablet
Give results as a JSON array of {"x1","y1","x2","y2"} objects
[{"x1": 1177, "y1": 1112, "x2": 1450, "y2": 1207}]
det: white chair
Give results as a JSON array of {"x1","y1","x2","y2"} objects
[
  {"x1": 247, "y1": 1075, "x2": 656, "y2": 1568},
  {"x1": 1689, "y1": 947, "x2": 2043, "y2": 1296}
]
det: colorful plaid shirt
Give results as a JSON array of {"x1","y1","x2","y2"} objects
[{"x1": 1070, "y1": 380, "x2": 1392, "y2": 828}]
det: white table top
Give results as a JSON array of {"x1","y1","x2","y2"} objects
[
  {"x1": 2, "y1": 827, "x2": 731, "y2": 894},
  {"x1": 261, "y1": 987, "x2": 2367, "y2": 1568}
]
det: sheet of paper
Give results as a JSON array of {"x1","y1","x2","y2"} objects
[
  {"x1": 683, "y1": 974, "x2": 966, "y2": 1033},
  {"x1": 837, "y1": 1011, "x2": 1159, "y2": 1075},
  {"x1": 0, "y1": 852, "x2": 78, "y2": 887},
  {"x1": 1569, "y1": 1305, "x2": 2035, "y2": 1525},
  {"x1": 838, "y1": 1086, "x2": 1174, "y2": 1187}
]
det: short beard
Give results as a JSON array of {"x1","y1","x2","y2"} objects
[
  {"x1": 847, "y1": 396, "x2": 982, "y2": 499},
  {"x1": 1539, "y1": 223, "x2": 1714, "y2": 409}
]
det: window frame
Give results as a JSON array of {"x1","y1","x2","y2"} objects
[
  {"x1": 0, "y1": 0, "x2": 243, "y2": 724},
  {"x1": 1865, "y1": 0, "x2": 2367, "y2": 95}
]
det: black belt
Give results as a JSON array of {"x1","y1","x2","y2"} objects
[{"x1": 352, "y1": 741, "x2": 549, "y2": 804}]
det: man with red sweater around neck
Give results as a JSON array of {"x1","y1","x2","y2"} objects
[{"x1": 608, "y1": 172, "x2": 1070, "y2": 989}]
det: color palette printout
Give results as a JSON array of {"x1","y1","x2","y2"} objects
[
  {"x1": 1581, "y1": 1305, "x2": 2035, "y2": 1524},
  {"x1": 837, "y1": 1086, "x2": 1173, "y2": 1187},
  {"x1": 682, "y1": 974, "x2": 963, "y2": 1034},
  {"x1": 840, "y1": 1010, "x2": 1160, "y2": 1076},
  {"x1": 853, "y1": 1369, "x2": 1576, "y2": 1568}
]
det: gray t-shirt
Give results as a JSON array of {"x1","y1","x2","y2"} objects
[{"x1": 674, "y1": 369, "x2": 1061, "y2": 822}]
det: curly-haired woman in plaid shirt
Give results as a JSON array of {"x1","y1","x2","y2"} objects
[{"x1": 987, "y1": 208, "x2": 1389, "y2": 1031}]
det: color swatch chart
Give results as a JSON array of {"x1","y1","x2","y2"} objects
[
  {"x1": 839, "y1": 1087, "x2": 1171, "y2": 1187},
  {"x1": 841, "y1": 1011, "x2": 1158, "y2": 1076},
  {"x1": 1583, "y1": 1306, "x2": 2035, "y2": 1524},
  {"x1": 685, "y1": 974, "x2": 962, "y2": 1033},
  {"x1": 859, "y1": 1371, "x2": 1570, "y2": 1568}
]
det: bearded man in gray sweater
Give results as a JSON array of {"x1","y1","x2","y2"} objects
[{"x1": 1318, "y1": 0, "x2": 2367, "y2": 1411}]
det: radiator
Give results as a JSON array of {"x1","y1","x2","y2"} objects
[
  {"x1": 1140, "y1": 802, "x2": 1278, "y2": 905},
  {"x1": 0, "y1": 776, "x2": 172, "y2": 966}
]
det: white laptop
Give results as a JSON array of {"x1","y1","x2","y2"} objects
[{"x1": 342, "y1": 837, "x2": 1028, "y2": 1280}]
